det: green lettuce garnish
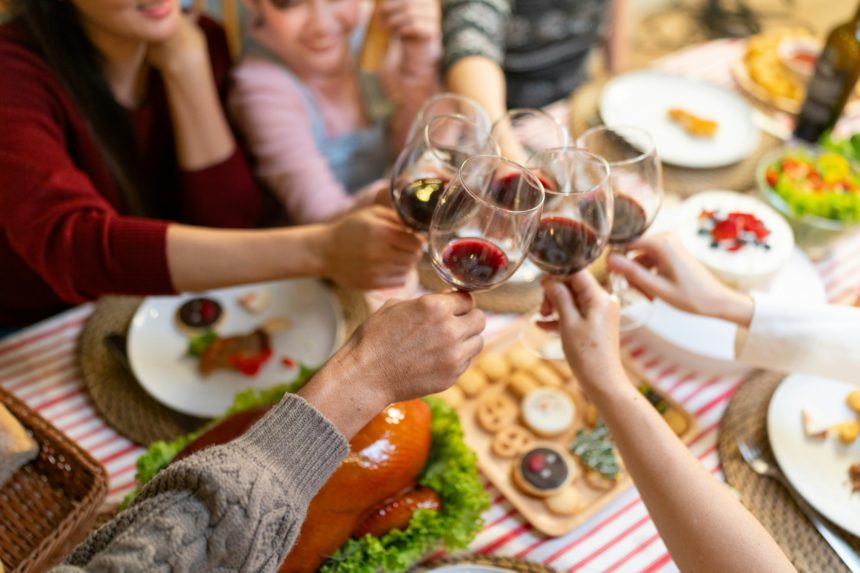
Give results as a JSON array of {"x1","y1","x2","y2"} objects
[
  {"x1": 187, "y1": 329, "x2": 217, "y2": 357},
  {"x1": 125, "y1": 386, "x2": 488, "y2": 572}
]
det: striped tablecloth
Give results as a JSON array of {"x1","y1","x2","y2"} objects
[{"x1": 3, "y1": 40, "x2": 860, "y2": 571}]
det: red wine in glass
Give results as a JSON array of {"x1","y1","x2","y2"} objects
[
  {"x1": 440, "y1": 237, "x2": 510, "y2": 291},
  {"x1": 529, "y1": 217, "x2": 601, "y2": 276},
  {"x1": 610, "y1": 194, "x2": 649, "y2": 245},
  {"x1": 395, "y1": 177, "x2": 449, "y2": 232}
]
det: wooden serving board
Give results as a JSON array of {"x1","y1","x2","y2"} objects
[{"x1": 442, "y1": 322, "x2": 697, "y2": 537}]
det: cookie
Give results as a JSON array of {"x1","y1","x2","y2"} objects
[
  {"x1": 521, "y1": 387, "x2": 576, "y2": 437},
  {"x1": 544, "y1": 486, "x2": 584, "y2": 516},
  {"x1": 477, "y1": 351, "x2": 511, "y2": 382},
  {"x1": 476, "y1": 394, "x2": 518, "y2": 433},
  {"x1": 457, "y1": 367, "x2": 488, "y2": 397},
  {"x1": 507, "y1": 345, "x2": 539, "y2": 371},
  {"x1": 847, "y1": 390, "x2": 860, "y2": 414},
  {"x1": 583, "y1": 402, "x2": 599, "y2": 428},
  {"x1": 533, "y1": 363, "x2": 563, "y2": 387},
  {"x1": 175, "y1": 297, "x2": 223, "y2": 335},
  {"x1": 549, "y1": 359, "x2": 574, "y2": 380},
  {"x1": 584, "y1": 469, "x2": 617, "y2": 492},
  {"x1": 663, "y1": 409, "x2": 688, "y2": 436},
  {"x1": 508, "y1": 370, "x2": 540, "y2": 399},
  {"x1": 433, "y1": 385, "x2": 464, "y2": 409},
  {"x1": 511, "y1": 445, "x2": 573, "y2": 498},
  {"x1": 491, "y1": 425, "x2": 535, "y2": 458}
]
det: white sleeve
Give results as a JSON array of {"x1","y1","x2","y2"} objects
[{"x1": 735, "y1": 293, "x2": 860, "y2": 384}]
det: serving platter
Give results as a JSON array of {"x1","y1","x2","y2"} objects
[{"x1": 443, "y1": 321, "x2": 697, "y2": 536}]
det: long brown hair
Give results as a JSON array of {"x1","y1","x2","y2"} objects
[{"x1": 8, "y1": 0, "x2": 147, "y2": 215}]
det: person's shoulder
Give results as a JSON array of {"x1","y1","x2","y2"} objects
[{"x1": 0, "y1": 20, "x2": 65, "y2": 103}]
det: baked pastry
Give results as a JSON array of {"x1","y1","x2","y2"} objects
[
  {"x1": 175, "y1": 297, "x2": 224, "y2": 335},
  {"x1": 433, "y1": 385, "x2": 464, "y2": 409},
  {"x1": 507, "y1": 345, "x2": 539, "y2": 371},
  {"x1": 545, "y1": 486, "x2": 584, "y2": 516},
  {"x1": 477, "y1": 351, "x2": 511, "y2": 382},
  {"x1": 0, "y1": 403, "x2": 39, "y2": 489},
  {"x1": 511, "y1": 445, "x2": 573, "y2": 498},
  {"x1": 457, "y1": 367, "x2": 488, "y2": 397},
  {"x1": 507, "y1": 370, "x2": 540, "y2": 399},
  {"x1": 476, "y1": 394, "x2": 518, "y2": 433},
  {"x1": 491, "y1": 425, "x2": 535, "y2": 458},
  {"x1": 521, "y1": 387, "x2": 576, "y2": 437},
  {"x1": 667, "y1": 108, "x2": 718, "y2": 138},
  {"x1": 532, "y1": 363, "x2": 563, "y2": 387}
]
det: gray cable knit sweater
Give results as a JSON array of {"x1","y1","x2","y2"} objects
[{"x1": 51, "y1": 394, "x2": 349, "y2": 572}]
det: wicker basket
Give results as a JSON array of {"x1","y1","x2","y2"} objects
[{"x1": 0, "y1": 387, "x2": 108, "y2": 572}]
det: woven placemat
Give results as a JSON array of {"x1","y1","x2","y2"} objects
[
  {"x1": 568, "y1": 80, "x2": 782, "y2": 198},
  {"x1": 418, "y1": 252, "x2": 608, "y2": 315},
  {"x1": 718, "y1": 371, "x2": 860, "y2": 573},
  {"x1": 77, "y1": 285, "x2": 370, "y2": 446},
  {"x1": 410, "y1": 554, "x2": 559, "y2": 572}
]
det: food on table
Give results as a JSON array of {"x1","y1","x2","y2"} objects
[
  {"x1": 0, "y1": 403, "x2": 38, "y2": 489},
  {"x1": 532, "y1": 363, "x2": 563, "y2": 387},
  {"x1": 850, "y1": 464, "x2": 860, "y2": 494},
  {"x1": 662, "y1": 409, "x2": 689, "y2": 436},
  {"x1": 433, "y1": 385, "x2": 465, "y2": 408},
  {"x1": 512, "y1": 445, "x2": 574, "y2": 497},
  {"x1": 609, "y1": 194, "x2": 649, "y2": 245},
  {"x1": 583, "y1": 402, "x2": 599, "y2": 428},
  {"x1": 848, "y1": 390, "x2": 860, "y2": 414},
  {"x1": 584, "y1": 468, "x2": 617, "y2": 492},
  {"x1": 237, "y1": 288, "x2": 271, "y2": 315},
  {"x1": 521, "y1": 387, "x2": 577, "y2": 437},
  {"x1": 507, "y1": 344, "x2": 539, "y2": 371},
  {"x1": 492, "y1": 425, "x2": 536, "y2": 458},
  {"x1": 476, "y1": 394, "x2": 518, "y2": 432},
  {"x1": 394, "y1": 177, "x2": 449, "y2": 232},
  {"x1": 507, "y1": 370, "x2": 541, "y2": 399},
  {"x1": 742, "y1": 29, "x2": 816, "y2": 106},
  {"x1": 351, "y1": 486, "x2": 442, "y2": 538},
  {"x1": 832, "y1": 420, "x2": 860, "y2": 444},
  {"x1": 544, "y1": 486, "x2": 584, "y2": 516},
  {"x1": 175, "y1": 296, "x2": 224, "y2": 335},
  {"x1": 802, "y1": 409, "x2": 829, "y2": 439},
  {"x1": 570, "y1": 421, "x2": 621, "y2": 482},
  {"x1": 457, "y1": 366, "x2": 488, "y2": 397},
  {"x1": 763, "y1": 149, "x2": 860, "y2": 223},
  {"x1": 677, "y1": 191, "x2": 794, "y2": 289},
  {"x1": 820, "y1": 131, "x2": 860, "y2": 165},
  {"x1": 477, "y1": 350, "x2": 511, "y2": 382},
  {"x1": 638, "y1": 383, "x2": 691, "y2": 436},
  {"x1": 188, "y1": 319, "x2": 291, "y2": 378},
  {"x1": 667, "y1": 108, "x2": 719, "y2": 138}
]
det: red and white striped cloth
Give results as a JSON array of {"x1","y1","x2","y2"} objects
[{"x1": 3, "y1": 40, "x2": 860, "y2": 571}]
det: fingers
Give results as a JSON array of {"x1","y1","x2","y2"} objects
[
  {"x1": 608, "y1": 254, "x2": 673, "y2": 302},
  {"x1": 564, "y1": 270, "x2": 605, "y2": 314},
  {"x1": 542, "y1": 277, "x2": 579, "y2": 331}
]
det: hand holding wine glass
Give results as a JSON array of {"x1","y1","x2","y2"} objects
[
  {"x1": 428, "y1": 155, "x2": 544, "y2": 292},
  {"x1": 578, "y1": 125, "x2": 663, "y2": 330},
  {"x1": 391, "y1": 114, "x2": 498, "y2": 233}
]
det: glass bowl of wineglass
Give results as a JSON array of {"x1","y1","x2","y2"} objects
[
  {"x1": 406, "y1": 92, "x2": 492, "y2": 143},
  {"x1": 490, "y1": 108, "x2": 570, "y2": 165},
  {"x1": 428, "y1": 155, "x2": 545, "y2": 292},
  {"x1": 391, "y1": 114, "x2": 498, "y2": 234},
  {"x1": 519, "y1": 147, "x2": 613, "y2": 359},
  {"x1": 578, "y1": 125, "x2": 663, "y2": 330}
]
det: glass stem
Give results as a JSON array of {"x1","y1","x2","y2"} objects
[{"x1": 608, "y1": 246, "x2": 631, "y2": 306}]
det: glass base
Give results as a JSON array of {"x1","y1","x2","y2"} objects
[
  {"x1": 614, "y1": 289, "x2": 654, "y2": 331},
  {"x1": 519, "y1": 314, "x2": 567, "y2": 361}
]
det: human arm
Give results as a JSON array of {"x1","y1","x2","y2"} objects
[
  {"x1": 542, "y1": 272, "x2": 795, "y2": 573},
  {"x1": 605, "y1": 0, "x2": 630, "y2": 73},
  {"x1": 609, "y1": 233, "x2": 860, "y2": 383},
  {"x1": 54, "y1": 293, "x2": 485, "y2": 572},
  {"x1": 377, "y1": 0, "x2": 443, "y2": 152}
]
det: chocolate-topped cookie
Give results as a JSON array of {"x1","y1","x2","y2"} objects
[
  {"x1": 175, "y1": 297, "x2": 224, "y2": 335},
  {"x1": 511, "y1": 444, "x2": 572, "y2": 498}
]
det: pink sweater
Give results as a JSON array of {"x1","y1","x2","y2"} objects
[{"x1": 229, "y1": 40, "x2": 439, "y2": 224}]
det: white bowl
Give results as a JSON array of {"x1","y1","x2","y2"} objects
[{"x1": 677, "y1": 191, "x2": 795, "y2": 290}]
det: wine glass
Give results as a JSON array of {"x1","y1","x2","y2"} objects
[
  {"x1": 391, "y1": 114, "x2": 498, "y2": 233},
  {"x1": 406, "y1": 92, "x2": 492, "y2": 143},
  {"x1": 490, "y1": 108, "x2": 570, "y2": 165},
  {"x1": 578, "y1": 125, "x2": 663, "y2": 330},
  {"x1": 428, "y1": 155, "x2": 545, "y2": 292},
  {"x1": 519, "y1": 147, "x2": 614, "y2": 359}
]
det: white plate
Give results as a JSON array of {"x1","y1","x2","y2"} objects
[
  {"x1": 599, "y1": 71, "x2": 760, "y2": 169},
  {"x1": 128, "y1": 279, "x2": 343, "y2": 418},
  {"x1": 768, "y1": 374, "x2": 860, "y2": 537}
]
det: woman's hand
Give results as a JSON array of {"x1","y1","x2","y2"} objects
[
  {"x1": 379, "y1": 0, "x2": 441, "y2": 76},
  {"x1": 319, "y1": 206, "x2": 422, "y2": 290},
  {"x1": 607, "y1": 233, "x2": 754, "y2": 327},
  {"x1": 541, "y1": 273, "x2": 626, "y2": 397},
  {"x1": 147, "y1": 12, "x2": 209, "y2": 77}
]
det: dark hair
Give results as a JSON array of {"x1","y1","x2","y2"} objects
[{"x1": 8, "y1": 0, "x2": 147, "y2": 215}]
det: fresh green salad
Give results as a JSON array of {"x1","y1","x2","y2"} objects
[
  {"x1": 126, "y1": 370, "x2": 488, "y2": 573},
  {"x1": 821, "y1": 131, "x2": 860, "y2": 164},
  {"x1": 763, "y1": 146, "x2": 860, "y2": 223}
]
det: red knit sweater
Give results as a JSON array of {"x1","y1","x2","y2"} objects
[{"x1": 0, "y1": 18, "x2": 263, "y2": 326}]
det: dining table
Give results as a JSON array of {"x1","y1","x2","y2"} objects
[{"x1": 3, "y1": 39, "x2": 860, "y2": 573}]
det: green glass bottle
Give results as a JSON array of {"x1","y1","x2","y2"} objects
[{"x1": 794, "y1": 5, "x2": 860, "y2": 142}]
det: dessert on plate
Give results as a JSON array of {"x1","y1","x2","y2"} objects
[{"x1": 677, "y1": 190, "x2": 795, "y2": 289}]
